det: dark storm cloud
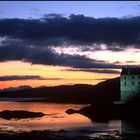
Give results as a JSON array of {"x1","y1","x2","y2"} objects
[
  {"x1": 63, "y1": 68, "x2": 120, "y2": 74},
  {"x1": 0, "y1": 14, "x2": 140, "y2": 69},
  {"x1": 0, "y1": 14, "x2": 140, "y2": 49},
  {"x1": 0, "y1": 39, "x2": 120, "y2": 69},
  {"x1": 0, "y1": 75, "x2": 46, "y2": 81}
]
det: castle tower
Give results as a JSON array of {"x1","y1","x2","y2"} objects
[{"x1": 120, "y1": 67, "x2": 140, "y2": 103}]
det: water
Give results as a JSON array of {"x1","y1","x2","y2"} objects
[{"x1": 0, "y1": 101, "x2": 121, "y2": 138}]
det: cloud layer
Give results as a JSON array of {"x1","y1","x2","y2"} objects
[
  {"x1": 0, "y1": 14, "x2": 140, "y2": 48},
  {"x1": 0, "y1": 40, "x2": 120, "y2": 69},
  {"x1": 0, "y1": 75, "x2": 63, "y2": 81},
  {"x1": 0, "y1": 75, "x2": 46, "y2": 81},
  {"x1": 64, "y1": 68, "x2": 120, "y2": 74},
  {"x1": 0, "y1": 14, "x2": 140, "y2": 73}
]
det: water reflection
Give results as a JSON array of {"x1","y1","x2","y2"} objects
[
  {"x1": 0, "y1": 102, "x2": 92, "y2": 131},
  {"x1": 0, "y1": 102, "x2": 121, "y2": 135},
  {"x1": 66, "y1": 104, "x2": 140, "y2": 136},
  {"x1": 0, "y1": 101, "x2": 140, "y2": 139}
]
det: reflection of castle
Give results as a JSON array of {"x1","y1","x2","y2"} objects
[{"x1": 121, "y1": 67, "x2": 140, "y2": 103}]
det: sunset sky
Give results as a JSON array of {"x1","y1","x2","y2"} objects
[{"x1": 0, "y1": 1, "x2": 140, "y2": 89}]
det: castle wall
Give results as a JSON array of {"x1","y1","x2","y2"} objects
[{"x1": 121, "y1": 75, "x2": 140, "y2": 103}]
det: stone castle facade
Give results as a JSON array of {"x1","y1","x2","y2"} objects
[{"x1": 120, "y1": 67, "x2": 140, "y2": 103}]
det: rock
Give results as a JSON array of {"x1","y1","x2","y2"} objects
[
  {"x1": 0, "y1": 110, "x2": 45, "y2": 120},
  {"x1": 65, "y1": 109, "x2": 78, "y2": 114}
]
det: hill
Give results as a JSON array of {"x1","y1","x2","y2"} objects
[{"x1": 0, "y1": 77, "x2": 120, "y2": 103}]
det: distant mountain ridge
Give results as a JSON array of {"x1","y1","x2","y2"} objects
[
  {"x1": 0, "y1": 85, "x2": 32, "y2": 92},
  {"x1": 0, "y1": 77, "x2": 120, "y2": 103}
]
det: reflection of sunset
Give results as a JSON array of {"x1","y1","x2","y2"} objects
[{"x1": 0, "y1": 102, "x2": 91, "y2": 131}]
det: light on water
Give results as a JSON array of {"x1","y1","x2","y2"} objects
[
  {"x1": 0, "y1": 102, "x2": 121, "y2": 139},
  {"x1": 0, "y1": 102, "x2": 91, "y2": 131}
]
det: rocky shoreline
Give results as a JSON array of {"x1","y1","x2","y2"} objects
[
  {"x1": 0, "y1": 129, "x2": 121, "y2": 140},
  {"x1": 0, "y1": 129, "x2": 140, "y2": 140}
]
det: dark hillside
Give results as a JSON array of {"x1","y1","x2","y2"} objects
[{"x1": 0, "y1": 77, "x2": 120, "y2": 103}]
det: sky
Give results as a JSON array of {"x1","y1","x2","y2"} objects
[
  {"x1": 0, "y1": 1, "x2": 140, "y2": 89},
  {"x1": 0, "y1": 1, "x2": 140, "y2": 19}
]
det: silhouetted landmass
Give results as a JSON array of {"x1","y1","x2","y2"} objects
[
  {"x1": 0, "y1": 129, "x2": 122, "y2": 140},
  {"x1": 0, "y1": 129, "x2": 139, "y2": 140},
  {"x1": 66, "y1": 104, "x2": 121, "y2": 122},
  {"x1": 66, "y1": 101, "x2": 140, "y2": 122},
  {"x1": 0, "y1": 110, "x2": 45, "y2": 120},
  {"x1": 0, "y1": 77, "x2": 120, "y2": 103}
]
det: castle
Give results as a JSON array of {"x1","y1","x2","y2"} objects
[
  {"x1": 120, "y1": 67, "x2": 140, "y2": 103},
  {"x1": 120, "y1": 67, "x2": 140, "y2": 134}
]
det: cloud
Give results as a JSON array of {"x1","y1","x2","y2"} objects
[
  {"x1": 43, "y1": 13, "x2": 65, "y2": 19},
  {"x1": 63, "y1": 68, "x2": 120, "y2": 74},
  {"x1": 79, "y1": 69, "x2": 120, "y2": 74},
  {"x1": 0, "y1": 75, "x2": 63, "y2": 81},
  {"x1": 0, "y1": 39, "x2": 121, "y2": 69},
  {"x1": 0, "y1": 14, "x2": 140, "y2": 69},
  {"x1": 0, "y1": 75, "x2": 46, "y2": 81},
  {"x1": 0, "y1": 14, "x2": 140, "y2": 49},
  {"x1": 125, "y1": 60, "x2": 137, "y2": 63},
  {"x1": 46, "y1": 78, "x2": 62, "y2": 80}
]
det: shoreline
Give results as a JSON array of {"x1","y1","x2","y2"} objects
[
  {"x1": 0, "y1": 98, "x2": 90, "y2": 104},
  {"x1": 0, "y1": 129, "x2": 121, "y2": 140},
  {"x1": 0, "y1": 129, "x2": 140, "y2": 140}
]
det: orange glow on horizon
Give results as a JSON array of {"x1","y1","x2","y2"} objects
[{"x1": 0, "y1": 61, "x2": 119, "y2": 89}]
